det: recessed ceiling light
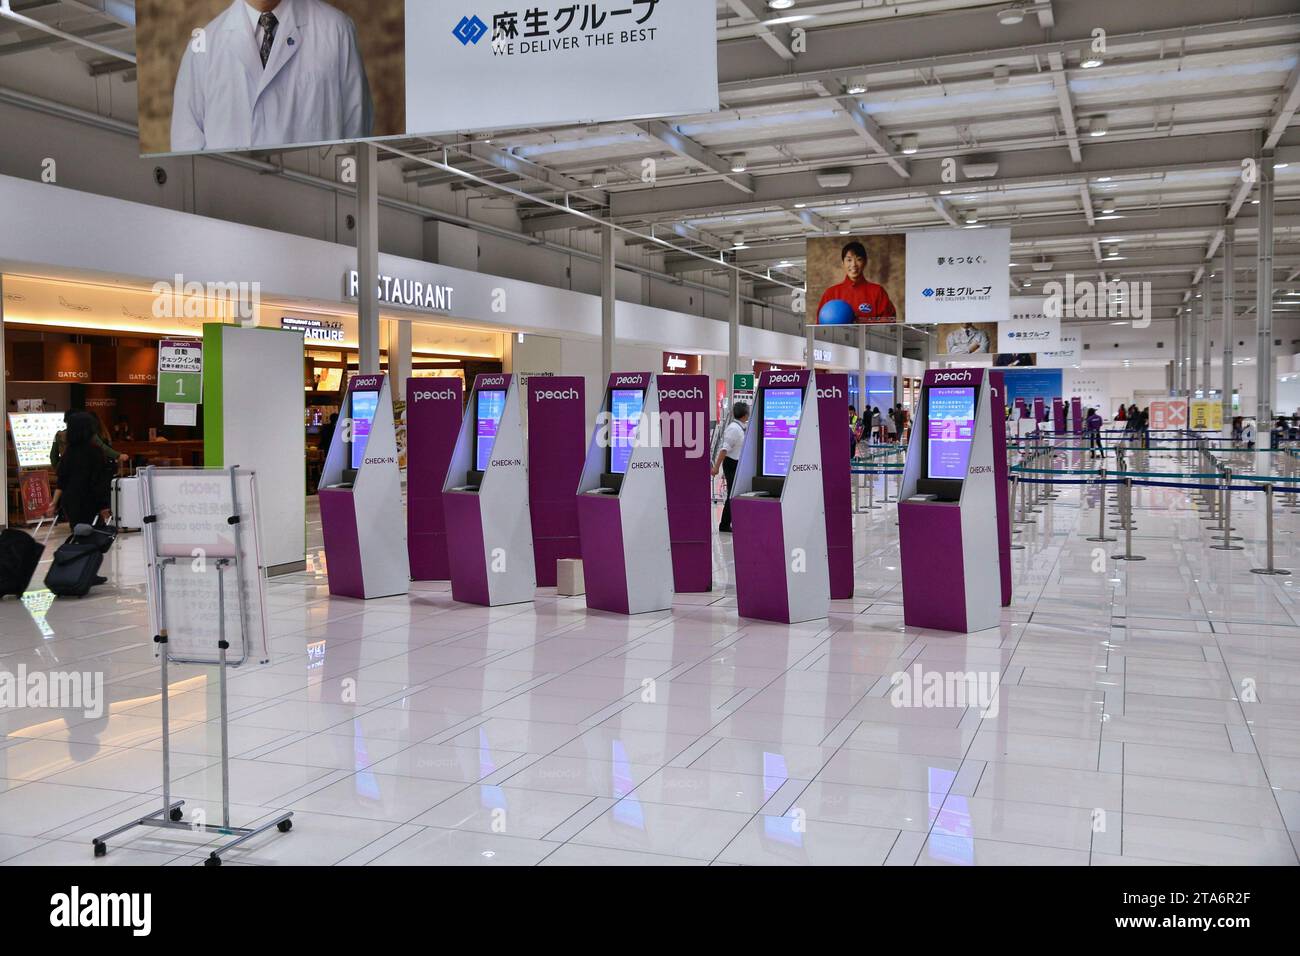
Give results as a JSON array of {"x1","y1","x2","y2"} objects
[
  {"x1": 997, "y1": 5, "x2": 1026, "y2": 25},
  {"x1": 767, "y1": 0, "x2": 795, "y2": 8},
  {"x1": 793, "y1": 202, "x2": 807, "y2": 208},
  {"x1": 939, "y1": 189, "x2": 953, "y2": 195}
]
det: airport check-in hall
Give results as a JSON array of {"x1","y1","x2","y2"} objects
[{"x1": 1, "y1": 0, "x2": 1299, "y2": 918}]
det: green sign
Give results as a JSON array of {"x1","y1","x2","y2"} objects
[
  {"x1": 157, "y1": 340, "x2": 203, "y2": 405},
  {"x1": 732, "y1": 373, "x2": 755, "y2": 391}
]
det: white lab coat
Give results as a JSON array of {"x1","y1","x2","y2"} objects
[{"x1": 171, "y1": 0, "x2": 373, "y2": 153}]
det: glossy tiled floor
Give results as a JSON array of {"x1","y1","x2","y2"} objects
[{"x1": 2, "y1": 455, "x2": 1299, "y2": 866}]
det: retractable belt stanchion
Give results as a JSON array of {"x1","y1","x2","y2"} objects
[
  {"x1": 1087, "y1": 468, "x2": 1116, "y2": 543},
  {"x1": 1009, "y1": 476, "x2": 1025, "y2": 551},
  {"x1": 1211, "y1": 467, "x2": 1244, "y2": 551},
  {"x1": 1251, "y1": 483, "x2": 1291, "y2": 575},
  {"x1": 1112, "y1": 477, "x2": 1145, "y2": 561}
]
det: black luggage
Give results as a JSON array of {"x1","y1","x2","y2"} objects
[
  {"x1": 0, "y1": 528, "x2": 44, "y2": 599},
  {"x1": 44, "y1": 522, "x2": 115, "y2": 598}
]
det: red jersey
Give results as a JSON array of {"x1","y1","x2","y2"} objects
[{"x1": 818, "y1": 276, "x2": 897, "y2": 322}]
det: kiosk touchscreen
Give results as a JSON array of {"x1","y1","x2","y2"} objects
[
  {"x1": 318, "y1": 374, "x2": 409, "y2": 600},
  {"x1": 443, "y1": 374, "x2": 535, "y2": 606},
  {"x1": 730, "y1": 370, "x2": 829, "y2": 624},
  {"x1": 918, "y1": 383, "x2": 978, "y2": 502},
  {"x1": 576, "y1": 373, "x2": 673, "y2": 614},
  {"x1": 897, "y1": 368, "x2": 1011, "y2": 633}
]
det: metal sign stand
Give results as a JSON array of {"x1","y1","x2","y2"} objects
[{"x1": 92, "y1": 466, "x2": 293, "y2": 866}]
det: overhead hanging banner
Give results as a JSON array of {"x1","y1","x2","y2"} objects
[
  {"x1": 999, "y1": 296, "x2": 1061, "y2": 353},
  {"x1": 135, "y1": 0, "x2": 718, "y2": 156},
  {"x1": 807, "y1": 234, "x2": 906, "y2": 326},
  {"x1": 902, "y1": 228, "x2": 1011, "y2": 326},
  {"x1": 1037, "y1": 334, "x2": 1081, "y2": 368}
]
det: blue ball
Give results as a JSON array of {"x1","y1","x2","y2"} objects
[{"x1": 818, "y1": 298, "x2": 855, "y2": 325}]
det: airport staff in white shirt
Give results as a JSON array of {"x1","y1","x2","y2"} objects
[
  {"x1": 171, "y1": 0, "x2": 374, "y2": 153},
  {"x1": 711, "y1": 402, "x2": 749, "y2": 534}
]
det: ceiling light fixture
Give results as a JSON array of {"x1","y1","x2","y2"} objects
[
  {"x1": 901, "y1": 133, "x2": 919, "y2": 155},
  {"x1": 1080, "y1": 45, "x2": 1104, "y2": 69},
  {"x1": 732, "y1": 232, "x2": 748, "y2": 249},
  {"x1": 1088, "y1": 115, "x2": 1108, "y2": 137},
  {"x1": 730, "y1": 153, "x2": 748, "y2": 174},
  {"x1": 767, "y1": 0, "x2": 795, "y2": 8},
  {"x1": 997, "y1": 4, "x2": 1026, "y2": 26}
]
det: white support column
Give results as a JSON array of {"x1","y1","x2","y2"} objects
[
  {"x1": 805, "y1": 325, "x2": 816, "y2": 371},
  {"x1": 1256, "y1": 153, "x2": 1275, "y2": 446},
  {"x1": 894, "y1": 326, "x2": 903, "y2": 406},
  {"x1": 728, "y1": 270, "x2": 740, "y2": 407},
  {"x1": 356, "y1": 143, "x2": 380, "y2": 375},
  {"x1": 395, "y1": 320, "x2": 413, "y2": 399},
  {"x1": 601, "y1": 224, "x2": 615, "y2": 381},
  {"x1": 856, "y1": 324, "x2": 867, "y2": 421},
  {"x1": 1201, "y1": 270, "x2": 1212, "y2": 399},
  {"x1": 1222, "y1": 223, "x2": 1235, "y2": 437},
  {"x1": 1188, "y1": 298, "x2": 1199, "y2": 398},
  {"x1": 1174, "y1": 311, "x2": 1183, "y2": 398}
]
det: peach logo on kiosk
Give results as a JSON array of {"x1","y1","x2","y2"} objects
[
  {"x1": 478, "y1": 375, "x2": 507, "y2": 388},
  {"x1": 351, "y1": 376, "x2": 383, "y2": 391},
  {"x1": 413, "y1": 388, "x2": 458, "y2": 402}
]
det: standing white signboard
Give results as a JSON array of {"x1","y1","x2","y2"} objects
[
  {"x1": 137, "y1": 468, "x2": 271, "y2": 665},
  {"x1": 904, "y1": 228, "x2": 1012, "y2": 326}
]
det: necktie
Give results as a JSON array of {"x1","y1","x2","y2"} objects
[{"x1": 258, "y1": 11, "x2": 278, "y2": 68}]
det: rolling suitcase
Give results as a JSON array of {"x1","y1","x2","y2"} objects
[
  {"x1": 44, "y1": 522, "x2": 114, "y2": 598},
  {"x1": 0, "y1": 527, "x2": 44, "y2": 599}
]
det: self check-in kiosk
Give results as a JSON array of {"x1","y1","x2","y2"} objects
[
  {"x1": 897, "y1": 368, "x2": 1011, "y2": 633},
  {"x1": 406, "y1": 377, "x2": 463, "y2": 580},
  {"x1": 730, "y1": 369, "x2": 830, "y2": 624},
  {"x1": 526, "y1": 376, "x2": 586, "y2": 587},
  {"x1": 319, "y1": 373, "x2": 410, "y2": 599},
  {"x1": 442, "y1": 373, "x2": 536, "y2": 606},
  {"x1": 656, "y1": 375, "x2": 713, "y2": 592},
  {"x1": 816, "y1": 373, "x2": 854, "y2": 599},
  {"x1": 576, "y1": 372, "x2": 673, "y2": 614}
]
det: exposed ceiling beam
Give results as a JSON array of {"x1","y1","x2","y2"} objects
[
  {"x1": 929, "y1": 196, "x2": 960, "y2": 227},
  {"x1": 609, "y1": 129, "x2": 1299, "y2": 222},
  {"x1": 456, "y1": 142, "x2": 607, "y2": 206},
  {"x1": 724, "y1": 0, "x2": 794, "y2": 62},
  {"x1": 634, "y1": 119, "x2": 755, "y2": 194},
  {"x1": 1264, "y1": 61, "x2": 1300, "y2": 151},
  {"x1": 1047, "y1": 51, "x2": 1083, "y2": 164},
  {"x1": 824, "y1": 80, "x2": 910, "y2": 179},
  {"x1": 792, "y1": 207, "x2": 833, "y2": 233},
  {"x1": 715, "y1": 1, "x2": 1300, "y2": 91}
]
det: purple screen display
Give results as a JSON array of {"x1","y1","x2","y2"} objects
[
  {"x1": 926, "y1": 386, "x2": 977, "y2": 480},
  {"x1": 609, "y1": 389, "x2": 644, "y2": 474},
  {"x1": 349, "y1": 391, "x2": 378, "y2": 471},
  {"x1": 761, "y1": 388, "x2": 803, "y2": 478},
  {"x1": 475, "y1": 390, "x2": 506, "y2": 471}
]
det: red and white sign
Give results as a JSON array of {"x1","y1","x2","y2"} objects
[{"x1": 1149, "y1": 400, "x2": 1188, "y2": 429}]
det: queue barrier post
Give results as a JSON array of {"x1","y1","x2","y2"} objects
[
  {"x1": 1112, "y1": 477, "x2": 1145, "y2": 561},
  {"x1": 1250, "y1": 483, "x2": 1292, "y2": 576},
  {"x1": 1087, "y1": 468, "x2": 1116, "y2": 543},
  {"x1": 1211, "y1": 467, "x2": 1245, "y2": 551}
]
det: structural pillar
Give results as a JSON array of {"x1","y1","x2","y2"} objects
[
  {"x1": 1221, "y1": 223, "x2": 1235, "y2": 438},
  {"x1": 727, "y1": 269, "x2": 740, "y2": 407},
  {"x1": 1174, "y1": 310, "x2": 1183, "y2": 398},
  {"x1": 857, "y1": 324, "x2": 867, "y2": 421},
  {"x1": 395, "y1": 320, "x2": 412, "y2": 399},
  {"x1": 0, "y1": 275, "x2": 6, "y2": 527},
  {"x1": 894, "y1": 326, "x2": 903, "y2": 407},
  {"x1": 1256, "y1": 153, "x2": 1275, "y2": 447},
  {"x1": 600, "y1": 224, "x2": 615, "y2": 381},
  {"x1": 1201, "y1": 270, "x2": 1212, "y2": 400},
  {"x1": 356, "y1": 143, "x2": 380, "y2": 375}
]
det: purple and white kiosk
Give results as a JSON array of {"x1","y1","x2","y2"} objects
[
  {"x1": 730, "y1": 369, "x2": 830, "y2": 624},
  {"x1": 897, "y1": 368, "x2": 1012, "y2": 633},
  {"x1": 575, "y1": 372, "x2": 674, "y2": 614},
  {"x1": 442, "y1": 373, "x2": 536, "y2": 606},
  {"x1": 319, "y1": 373, "x2": 410, "y2": 599},
  {"x1": 656, "y1": 375, "x2": 712, "y2": 592},
  {"x1": 406, "y1": 377, "x2": 463, "y2": 581},
  {"x1": 526, "y1": 376, "x2": 586, "y2": 588}
]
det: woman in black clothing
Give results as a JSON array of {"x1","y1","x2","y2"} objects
[{"x1": 46, "y1": 412, "x2": 113, "y2": 530}]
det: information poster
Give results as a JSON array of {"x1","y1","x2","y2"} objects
[
  {"x1": 1190, "y1": 400, "x2": 1223, "y2": 431},
  {"x1": 157, "y1": 339, "x2": 203, "y2": 404},
  {"x1": 8, "y1": 413, "x2": 65, "y2": 469}
]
